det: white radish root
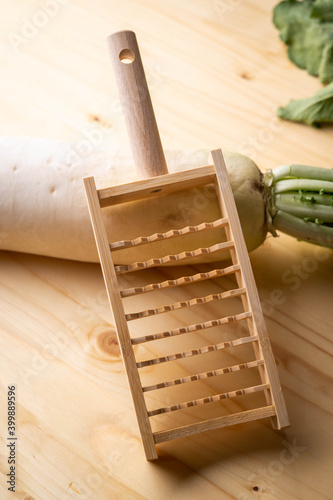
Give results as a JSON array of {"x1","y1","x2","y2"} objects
[{"x1": 0, "y1": 137, "x2": 267, "y2": 264}]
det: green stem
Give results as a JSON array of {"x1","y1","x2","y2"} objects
[
  {"x1": 273, "y1": 211, "x2": 333, "y2": 248},
  {"x1": 274, "y1": 178, "x2": 333, "y2": 194},
  {"x1": 272, "y1": 164, "x2": 333, "y2": 182},
  {"x1": 266, "y1": 164, "x2": 333, "y2": 249},
  {"x1": 274, "y1": 194, "x2": 333, "y2": 223},
  {"x1": 276, "y1": 192, "x2": 333, "y2": 206}
]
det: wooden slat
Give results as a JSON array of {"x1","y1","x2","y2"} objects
[
  {"x1": 212, "y1": 154, "x2": 274, "y2": 420},
  {"x1": 131, "y1": 311, "x2": 252, "y2": 344},
  {"x1": 153, "y1": 406, "x2": 277, "y2": 444},
  {"x1": 121, "y1": 264, "x2": 240, "y2": 298},
  {"x1": 115, "y1": 240, "x2": 234, "y2": 274},
  {"x1": 212, "y1": 149, "x2": 289, "y2": 430},
  {"x1": 83, "y1": 176, "x2": 158, "y2": 461},
  {"x1": 126, "y1": 287, "x2": 246, "y2": 321},
  {"x1": 148, "y1": 383, "x2": 270, "y2": 417},
  {"x1": 98, "y1": 164, "x2": 216, "y2": 207},
  {"x1": 136, "y1": 334, "x2": 259, "y2": 368},
  {"x1": 111, "y1": 217, "x2": 229, "y2": 251},
  {"x1": 142, "y1": 359, "x2": 264, "y2": 392}
]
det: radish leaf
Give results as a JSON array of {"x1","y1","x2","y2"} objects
[{"x1": 277, "y1": 81, "x2": 333, "y2": 126}]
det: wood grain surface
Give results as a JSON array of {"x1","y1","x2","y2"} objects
[{"x1": 0, "y1": 1, "x2": 332, "y2": 499}]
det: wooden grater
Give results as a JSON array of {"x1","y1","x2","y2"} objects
[{"x1": 83, "y1": 30, "x2": 289, "y2": 461}]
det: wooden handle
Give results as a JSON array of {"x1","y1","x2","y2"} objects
[{"x1": 107, "y1": 30, "x2": 168, "y2": 179}]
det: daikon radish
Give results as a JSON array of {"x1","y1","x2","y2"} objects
[{"x1": 0, "y1": 136, "x2": 266, "y2": 264}]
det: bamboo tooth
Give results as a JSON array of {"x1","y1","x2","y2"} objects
[
  {"x1": 136, "y1": 335, "x2": 259, "y2": 368},
  {"x1": 131, "y1": 311, "x2": 252, "y2": 344},
  {"x1": 148, "y1": 383, "x2": 270, "y2": 416},
  {"x1": 115, "y1": 240, "x2": 234, "y2": 274},
  {"x1": 142, "y1": 359, "x2": 264, "y2": 392},
  {"x1": 110, "y1": 217, "x2": 229, "y2": 251},
  {"x1": 126, "y1": 287, "x2": 246, "y2": 321},
  {"x1": 121, "y1": 264, "x2": 240, "y2": 298}
]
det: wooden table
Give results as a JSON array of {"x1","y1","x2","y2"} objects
[{"x1": 1, "y1": 1, "x2": 332, "y2": 498}]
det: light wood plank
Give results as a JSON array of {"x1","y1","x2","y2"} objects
[
  {"x1": 83, "y1": 176, "x2": 157, "y2": 461},
  {"x1": 212, "y1": 149, "x2": 290, "y2": 430},
  {"x1": 153, "y1": 406, "x2": 277, "y2": 444},
  {"x1": 98, "y1": 165, "x2": 216, "y2": 207},
  {"x1": 1, "y1": 0, "x2": 332, "y2": 495},
  {"x1": 212, "y1": 151, "x2": 274, "y2": 412}
]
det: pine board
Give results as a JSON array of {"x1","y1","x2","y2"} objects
[{"x1": 0, "y1": 1, "x2": 332, "y2": 499}]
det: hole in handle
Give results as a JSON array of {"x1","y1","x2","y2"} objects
[{"x1": 119, "y1": 48, "x2": 135, "y2": 64}]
